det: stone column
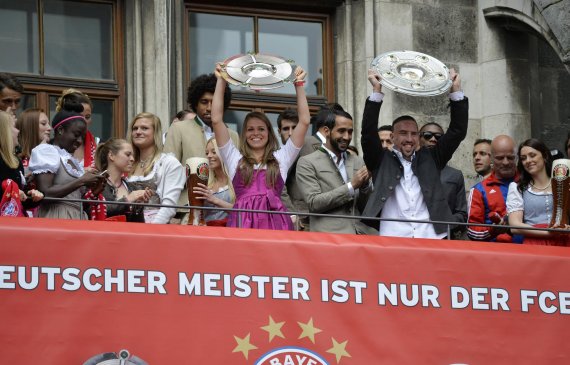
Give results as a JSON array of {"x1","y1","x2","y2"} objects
[
  {"x1": 478, "y1": 0, "x2": 533, "y2": 144},
  {"x1": 124, "y1": 0, "x2": 185, "y2": 135}
]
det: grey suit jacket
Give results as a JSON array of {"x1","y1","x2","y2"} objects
[
  {"x1": 282, "y1": 134, "x2": 324, "y2": 214},
  {"x1": 296, "y1": 148, "x2": 377, "y2": 235}
]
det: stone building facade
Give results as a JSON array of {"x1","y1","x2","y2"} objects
[{"x1": 123, "y1": 0, "x2": 568, "y2": 186}]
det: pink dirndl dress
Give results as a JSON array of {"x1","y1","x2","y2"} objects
[{"x1": 227, "y1": 167, "x2": 293, "y2": 230}]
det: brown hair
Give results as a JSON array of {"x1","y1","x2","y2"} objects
[
  {"x1": 95, "y1": 138, "x2": 129, "y2": 172},
  {"x1": 238, "y1": 112, "x2": 280, "y2": 187},
  {"x1": 16, "y1": 108, "x2": 44, "y2": 160}
]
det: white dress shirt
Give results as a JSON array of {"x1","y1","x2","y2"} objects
[
  {"x1": 370, "y1": 89, "x2": 462, "y2": 238},
  {"x1": 321, "y1": 145, "x2": 355, "y2": 196},
  {"x1": 379, "y1": 149, "x2": 446, "y2": 239}
]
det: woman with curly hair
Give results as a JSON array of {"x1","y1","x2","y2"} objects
[
  {"x1": 211, "y1": 63, "x2": 310, "y2": 230},
  {"x1": 28, "y1": 101, "x2": 104, "y2": 219},
  {"x1": 55, "y1": 89, "x2": 97, "y2": 168},
  {"x1": 506, "y1": 138, "x2": 569, "y2": 245}
]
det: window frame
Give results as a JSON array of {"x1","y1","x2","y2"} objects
[
  {"x1": 185, "y1": 3, "x2": 335, "y2": 116},
  {"x1": 10, "y1": 0, "x2": 125, "y2": 139}
]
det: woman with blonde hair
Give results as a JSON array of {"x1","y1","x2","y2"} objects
[
  {"x1": 55, "y1": 88, "x2": 97, "y2": 168},
  {"x1": 16, "y1": 108, "x2": 51, "y2": 171},
  {"x1": 192, "y1": 137, "x2": 235, "y2": 226},
  {"x1": 0, "y1": 111, "x2": 43, "y2": 216},
  {"x1": 126, "y1": 112, "x2": 185, "y2": 224},
  {"x1": 211, "y1": 64, "x2": 310, "y2": 230}
]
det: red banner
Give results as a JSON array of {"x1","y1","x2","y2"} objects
[{"x1": 1, "y1": 217, "x2": 570, "y2": 364}]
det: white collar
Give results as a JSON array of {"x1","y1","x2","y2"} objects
[{"x1": 321, "y1": 144, "x2": 347, "y2": 165}]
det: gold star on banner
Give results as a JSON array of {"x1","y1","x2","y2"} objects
[
  {"x1": 297, "y1": 317, "x2": 322, "y2": 344},
  {"x1": 326, "y1": 337, "x2": 351, "y2": 363},
  {"x1": 232, "y1": 333, "x2": 258, "y2": 360},
  {"x1": 260, "y1": 316, "x2": 285, "y2": 342}
]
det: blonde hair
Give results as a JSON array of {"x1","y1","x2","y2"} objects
[
  {"x1": 55, "y1": 88, "x2": 92, "y2": 112},
  {"x1": 206, "y1": 138, "x2": 235, "y2": 204},
  {"x1": 238, "y1": 112, "x2": 280, "y2": 187},
  {"x1": 0, "y1": 111, "x2": 19, "y2": 169},
  {"x1": 127, "y1": 112, "x2": 163, "y2": 176}
]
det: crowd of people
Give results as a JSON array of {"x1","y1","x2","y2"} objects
[{"x1": 1, "y1": 68, "x2": 569, "y2": 246}]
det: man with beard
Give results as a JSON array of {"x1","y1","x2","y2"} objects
[
  {"x1": 361, "y1": 68, "x2": 468, "y2": 239},
  {"x1": 296, "y1": 108, "x2": 376, "y2": 234},
  {"x1": 164, "y1": 74, "x2": 239, "y2": 219}
]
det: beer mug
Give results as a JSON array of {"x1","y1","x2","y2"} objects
[
  {"x1": 186, "y1": 157, "x2": 209, "y2": 226},
  {"x1": 549, "y1": 159, "x2": 570, "y2": 227}
]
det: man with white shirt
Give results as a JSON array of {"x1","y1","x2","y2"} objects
[
  {"x1": 296, "y1": 108, "x2": 376, "y2": 234},
  {"x1": 360, "y1": 69, "x2": 468, "y2": 238},
  {"x1": 164, "y1": 73, "x2": 239, "y2": 215}
]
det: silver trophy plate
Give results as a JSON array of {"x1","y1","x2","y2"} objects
[
  {"x1": 371, "y1": 50, "x2": 452, "y2": 96},
  {"x1": 221, "y1": 53, "x2": 296, "y2": 91}
]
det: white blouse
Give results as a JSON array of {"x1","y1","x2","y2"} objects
[
  {"x1": 126, "y1": 153, "x2": 185, "y2": 224},
  {"x1": 219, "y1": 138, "x2": 301, "y2": 182},
  {"x1": 29, "y1": 144, "x2": 84, "y2": 178}
]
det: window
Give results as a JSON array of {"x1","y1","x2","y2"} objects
[
  {"x1": 187, "y1": 3, "x2": 334, "y2": 134},
  {"x1": 0, "y1": 0, "x2": 124, "y2": 141}
]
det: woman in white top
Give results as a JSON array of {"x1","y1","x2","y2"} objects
[
  {"x1": 506, "y1": 138, "x2": 569, "y2": 246},
  {"x1": 126, "y1": 112, "x2": 185, "y2": 224},
  {"x1": 29, "y1": 102, "x2": 105, "y2": 219},
  {"x1": 211, "y1": 63, "x2": 310, "y2": 230}
]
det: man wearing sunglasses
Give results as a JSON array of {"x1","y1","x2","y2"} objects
[
  {"x1": 419, "y1": 123, "x2": 468, "y2": 239},
  {"x1": 361, "y1": 68, "x2": 468, "y2": 239}
]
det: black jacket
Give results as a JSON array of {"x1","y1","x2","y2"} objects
[{"x1": 360, "y1": 97, "x2": 469, "y2": 234}]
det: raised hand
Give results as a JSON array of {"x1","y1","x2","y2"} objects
[
  {"x1": 294, "y1": 66, "x2": 307, "y2": 83},
  {"x1": 367, "y1": 69, "x2": 382, "y2": 93},
  {"x1": 449, "y1": 68, "x2": 461, "y2": 93}
]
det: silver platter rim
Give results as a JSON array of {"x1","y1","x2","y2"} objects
[
  {"x1": 370, "y1": 50, "x2": 452, "y2": 97},
  {"x1": 220, "y1": 53, "x2": 297, "y2": 91}
]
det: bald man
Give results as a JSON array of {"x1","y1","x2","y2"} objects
[{"x1": 467, "y1": 135, "x2": 523, "y2": 243}]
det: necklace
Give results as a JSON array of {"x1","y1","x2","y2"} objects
[
  {"x1": 107, "y1": 178, "x2": 123, "y2": 189},
  {"x1": 530, "y1": 181, "x2": 551, "y2": 191},
  {"x1": 139, "y1": 158, "x2": 150, "y2": 169}
]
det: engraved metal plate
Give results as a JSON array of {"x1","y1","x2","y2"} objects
[
  {"x1": 371, "y1": 50, "x2": 452, "y2": 96},
  {"x1": 221, "y1": 53, "x2": 296, "y2": 91}
]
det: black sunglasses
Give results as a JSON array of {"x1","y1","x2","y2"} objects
[{"x1": 420, "y1": 131, "x2": 443, "y2": 140}]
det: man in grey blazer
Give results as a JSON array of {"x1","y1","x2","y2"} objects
[
  {"x1": 361, "y1": 69, "x2": 468, "y2": 238},
  {"x1": 296, "y1": 108, "x2": 377, "y2": 234}
]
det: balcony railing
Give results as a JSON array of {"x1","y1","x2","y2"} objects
[{"x1": 36, "y1": 196, "x2": 568, "y2": 240}]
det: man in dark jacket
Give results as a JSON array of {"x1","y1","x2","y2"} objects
[{"x1": 361, "y1": 69, "x2": 468, "y2": 238}]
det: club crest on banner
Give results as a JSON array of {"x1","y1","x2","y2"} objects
[{"x1": 232, "y1": 316, "x2": 351, "y2": 364}]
